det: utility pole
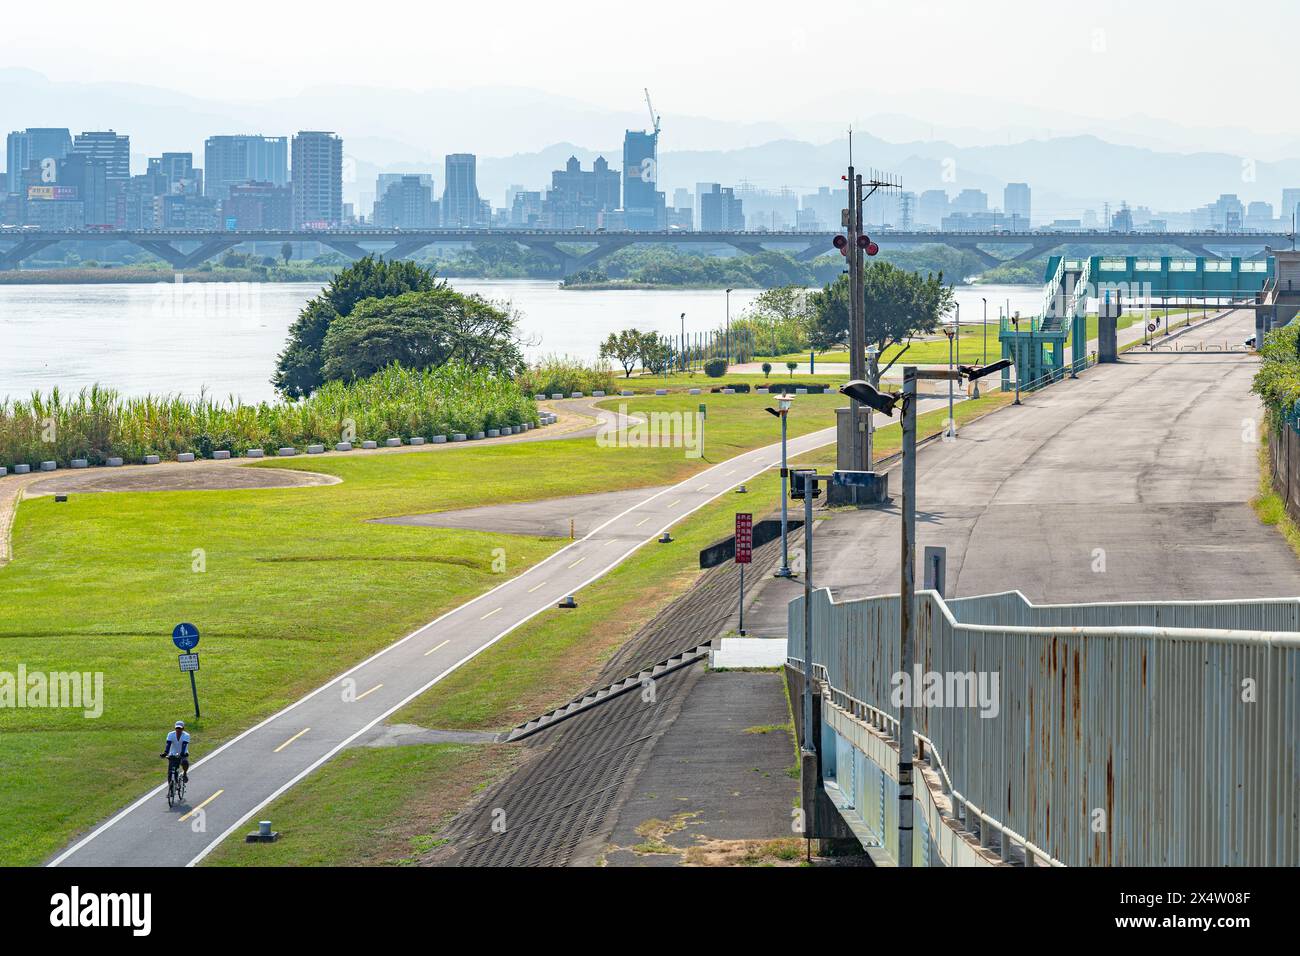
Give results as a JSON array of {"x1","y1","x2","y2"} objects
[
  {"x1": 898, "y1": 367, "x2": 918, "y2": 867},
  {"x1": 846, "y1": 167, "x2": 866, "y2": 471}
]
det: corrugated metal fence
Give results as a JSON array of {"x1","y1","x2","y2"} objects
[{"x1": 790, "y1": 588, "x2": 1300, "y2": 866}]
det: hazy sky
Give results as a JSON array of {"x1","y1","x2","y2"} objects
[{"x1": 2, "y1": 0, "x2": 1293, "y2": 135}]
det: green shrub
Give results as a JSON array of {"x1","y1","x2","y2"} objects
[
  {"x1": 703, "y1": 358, "x2": 728, "y2": 378},
  {"x1": 517, "y1": 356, "x2": 615, "y2": 396}
]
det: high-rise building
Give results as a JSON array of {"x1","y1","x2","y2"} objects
[
  {"x1": 510, "y1": 190, "x2": 544, "y2": 227},
  {"x1": 951, "y1": 188, "x2": 989, "y2": 215},
  {"x1": 919, "y1": 190, "x2": 949, "y2": 229},
  {"x1": 543, "y1": 155, "x2": 620, "y2": 229},
  {"x1": 736, "y1": 184, "x2": 797, "y2": 231},
  {"x1": 622, "y1": 129, "x2": 665, "y2": 230},
  {"x1": 6, "y1": 128, "x2": 72, "y2": 195},
  {"x1": 291, "y1": 131, "x2": 343, "y2": 228},
  {"x1": 205, "y1": 135, "x2": 289, "y2": 203},
  {"x1": 1004, "y1": 182, "x2": 1031, "y2": 229},
  {"x1": 374, "y1": 175, "x2": 437, "y2": 228},
  {"x1": 800, "y1": 186, "x2": 848, "y2": 232},
  {"x1": 441, "y1": 153, "x2": 482, "y2": 228},
  {"x1": 700, "y1": 184, "x2": 744, "y2": 231},
  {"x1": 1281, "y1": 189, "x2": 1300, "y2": 230},
  {"x1": 149, "y1": 153, "x2": 202, "y2": 196},
  {"x1": 71, "y1": 131, "x2": 130, "y2": 225},
  {"x1": 222, "y1": 182, "x2": 293, "y2": 230}
]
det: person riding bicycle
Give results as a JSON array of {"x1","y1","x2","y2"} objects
[{"x1": 160, "y1": 720, "x2": 191, "y2": 783}]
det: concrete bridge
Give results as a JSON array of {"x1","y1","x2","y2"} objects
[{"x1": 0, "y1": 227, "x2": 1292, "y2": 273}]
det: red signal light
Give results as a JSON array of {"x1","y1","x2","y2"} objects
[
  {"x1": 867, "y1": 241, "x2": 879, "y2": 256},
  {"x1": 832, "y1": 234, "x2": 848, "y2": 250}
]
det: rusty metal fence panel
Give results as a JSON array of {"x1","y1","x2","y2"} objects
[{"x1": 790, "y1": 588, "x2": 1300, "y2": 866}]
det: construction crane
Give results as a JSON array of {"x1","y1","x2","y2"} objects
[{"x1": 644, "y1": 88, "x2": 661, "y2": 135}]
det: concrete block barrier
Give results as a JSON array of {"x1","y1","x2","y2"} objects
[
  {"x1": 551, "y1": 393, "x2": 563, "y2": 400},
  {"x1": 534, "y1": 394, "x2": 547, "y2": 401},
  {"x1": 177, "y1": 452, "x2": 195, "y2": 462},
  {"x1": 472, "y1": 431, "x2": 486, "y2": 440},
  {"x1": 452, "y1": 433, "x2": 468, "y2": 442},
  {"x1": 689, "y1": 388, "x2": 701, "y2": 395},
  {"x1": 14, "y1": 464, "x2": 31, "y2": 474},
  {"x1": 570, "y1": 391, "x2": 583, "y2": 398},
  {"x1": 277, "y1": 447, "x2": 296, "y2": 457},
  {"x1": 0, "y1": 466, "x2": 6, "y2": 477},
  {"x1": 409, "y1": 436, "x2": 426, "y2": 445},
  {"x1": 143, "y1": 455, "x2": 160, "y2": 465},
  {"x1": 40, "y1": 460, "x2": 57, "y2": 471},
  {"x1": 385, "y1": 438, "x2": 401, "y2": 447},
  {"x1": 621, "y1": 389, "x2": 634, "y2": 396},
  {"x1": 107, "y1": 457, "x2": 124, "y2": 467},
  {"x1": 246, "y1": 449, "x2": 265, "y2": 458},
  {"x1": 487, "y1": 429, "x2": 500, "y2": 438},
  {"x1": 592, "y1": 390, "x2": 606, "y2": 397},
  {"x1": 213, "y1": 450, "x2": 231, "y2": 460},
  {"x1": 655, "y1": 388, "x2": 668, "y2": 395},
  {"x1": 431, "y1": 435, "x2": 447, "y2": 444},
  {"x1": 307, "y1": 444, "x2": 325, "y2": 454},
  {"x1": 71, "y1": 459, "x2": 89, "y2": 469},
  {"x1": 361, "y1": 441, "x2": 378, "y2": 449},
  {"x1": 335, "y1": 442, "x2": 353, "y2": 452}
]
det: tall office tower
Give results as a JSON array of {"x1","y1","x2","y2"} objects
[
  {"x1": 542, "y1": 155, "x2": 620, "y2": 229},
  {"x1": 66, "y1": 132, "x2": 129, "y2": 225},
  {"x1": 204, "y1": 135, "x2": 289, "y2": 203},
  {"x1": 291, "y1": 131, "x2": 343, "y2": 228},
  {"x1": 6, "y1": 128, "x2": 72, "y2": 194},
  {"x1": 918, "y1": 189, "x2": 949, "y2": 229},
  {"x1": 622, "y1": 129, "x2": 665, "y2": 230},
  {"x1": 1004, "y1": 182, "x2": 1031, "y2": 229},
  {"x1": 952, "y1": 188, "x2": 989, "y2": 214},
  {"x1": 699, "y1": 184, "x2": 744, "y2": 231},
  {"x1": 441, "y1": 154, "x2": 482, "y2": 228},
  {"x1": 149, "y1": 152, "x2": 202, "y2": 196},
  {"x1": 1281, "y1": 189, "x2": 1300, "y2": 230},
  {"x1": 374, "y1": 175, "x2": 437, "y2": 228}
]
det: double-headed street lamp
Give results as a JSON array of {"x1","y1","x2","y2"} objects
[
  {"x1": 764, "y1": 395, "x2": 795, "y2": 578},
  {"x1": 680, "y1": 312, "x2": 687, "y2": 372},
  {"x1": 841, "y1": 360, "x2": 1008, "y2": 867}
]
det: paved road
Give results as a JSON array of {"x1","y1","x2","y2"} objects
[
  {"x1": 789, "y1": 308, "x2": 1300, "y2": 605},
  {"x1": 50, "y1": 421, "x2": 848, "y2": 867}
]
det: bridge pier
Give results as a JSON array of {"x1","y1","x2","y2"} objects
[
  {"x1": 0, "y1": 238, "x2": 59, "y2": 271},
  {"x1": 131, "y1": 238, "x2": 239, "y2": 269}
]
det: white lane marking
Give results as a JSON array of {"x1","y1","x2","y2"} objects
[
  {"x1": 667, "y1": 499, "x2": 681, "y2": 508},
  {"x1": 480, "y1": 607, "x2": 503, "y2": 621},
  {"x1": 567, "y1": 557, "x2": 586, "y2": 568},
  {"x1": 635, "y1": 517, "x2": 651, "y2": 527},
  {"x1": 355, "y1": 683, "x2": 383, "y2": 701},
  {"x1": 179, "y1": 789, "x2": 223, "y2": 823},
  {"x1": 424, "y1": 639, "x2": 450, "y2": 657},
  {"x1": 527, "y1": 581, "x2": 548, "y2": 593},
  {"x1": 54, "y1": 424, "x2": 843, "y2": 868},
  {"x1": 273, "y1": 728, "x2": 310, "y2": 753}
]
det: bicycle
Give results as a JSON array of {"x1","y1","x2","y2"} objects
[{"x1": 163, "y1": 754, "x2": 187, "y2": 808}]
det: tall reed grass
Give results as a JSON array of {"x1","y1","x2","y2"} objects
[{"x1": 0, "y1": 364, "x2": 537, "y2": 467}]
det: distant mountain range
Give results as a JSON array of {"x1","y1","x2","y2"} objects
[{"x1": 4, "y1": 68, "x2": 1298, "y2": 220}]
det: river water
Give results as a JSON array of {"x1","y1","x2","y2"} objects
[{"x1": 0, "y1": 279, "x2": 1041, "y2": 403}]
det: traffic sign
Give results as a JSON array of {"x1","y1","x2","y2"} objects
[
  {"x1": 1148, "y1": 323, "x2": 1157, "y2": 333},
  {"x1": 735, "y1": 513, "x2": 753, "y2": 564},
  {"x1": 172, "y1": 622, "x2": 200, "y2": 651},
  {"x1": 178, "y1": 653, "x2": 199, "y2": 673}
]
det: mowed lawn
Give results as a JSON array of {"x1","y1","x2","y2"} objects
[
  {"x1": 203, "y1": 388, "x2": 1015, "y2": 866},
  {"x1": 0, "y1": 391, "x2": 843, "y2": 866}
]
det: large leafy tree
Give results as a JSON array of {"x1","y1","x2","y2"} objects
[
  {"x1": 320, "y1": 289, "x2": 524, "y2": 383},
  {"x1": 808, "y1": 261, "x2": 955, "y2": 384},
  {"x1": 272, "y1": 256, "x2": 445, "y2": 397},
  {"x1": 599, "y1": 329, "x2": 644, "y2": 377},
  {"x1": 637, "y1": 331, "x2": 675, "y2": 375}
]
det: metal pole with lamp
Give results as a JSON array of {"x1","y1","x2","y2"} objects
[
  {"x1": 725, "y1": 288, "x2": 733, "y2": 368},
  {"x1": 943, "y1": 324, "x2": 956, "y2": 438},
  {"x1": 765, "y1": 396, "x2": 795, "y2": 578},
  {"x1": 680, "y1": 312, "x2": 686, "y2": 372},
  {"x1": 1012, "y1": 313, "x2": 1023, "y2": 405}
]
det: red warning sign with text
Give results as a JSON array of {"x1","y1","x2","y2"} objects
[{"x1": 735, "y1": 513, "x2": 753, "y2": 564}]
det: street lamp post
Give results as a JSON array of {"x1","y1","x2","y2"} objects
[
  {"x1": 680, "y1": 312, "x2": 686, "y2": 372},
  {"x1": 725, "y1": 288, "x2": 734, "y2": 368},
  {"x1": 943, "y1": 325, "x2": 956, "y2": 438},
  {"x1": 1012, "y1": 313, "x2": 1023, "y2": 405},
  {"x1": 766, "y1": 396, "x2": 795, "y2": 578}
]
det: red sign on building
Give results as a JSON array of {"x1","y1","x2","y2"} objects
[{"x1": 735, "y1": 513, "x2": 753, "y2": 564}]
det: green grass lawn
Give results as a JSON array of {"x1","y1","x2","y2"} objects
[
  {"x1": 753, "y1": 308, "x2": 1203, "y2": 366},
  {"x1": 0, "y1": 392, "x2": 845, "y2": 866},
  {"x1": 201, "y1": 388, "x2": 1015, "y2": 866},
  {"x1": 610, "y1": 370, "x2": 848, "y2": 392}
]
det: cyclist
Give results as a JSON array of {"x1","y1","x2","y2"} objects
[{"x1": 160, "y1": 720, "x2": 191, "y2": 783}]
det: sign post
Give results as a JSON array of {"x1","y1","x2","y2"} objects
[
  {"x1": 735, "y1": 513, "x2": 752, "y2": 636},
  {"x1": 172, "y1": 623, "x2": 201, "y2": 719}
]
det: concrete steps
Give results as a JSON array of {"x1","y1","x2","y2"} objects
[{"x1": 498, "y1": 642, "x2": 713, "y2": 743}]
